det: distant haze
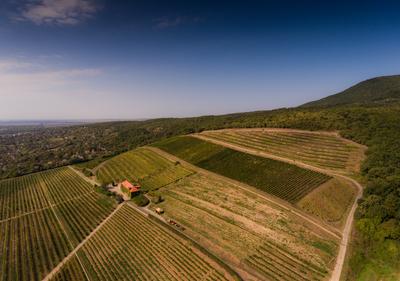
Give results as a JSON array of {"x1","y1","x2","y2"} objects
[{"x1": 1, "y1": 0, "x2": 400, "y2": 119}]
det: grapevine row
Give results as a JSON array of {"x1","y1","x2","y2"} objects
[
  {"x1": 202, "y1": 130, "x2": 359, "y2": 171},
  {"x1": 0, "y1": 210, "x2": 72, "y2": 281},
  {"x1": 97, "y1": 148, "x2": 193, "y2": 190},
  {"x1": 66, "y1": 205, "x2": 229, "y2": 281}
]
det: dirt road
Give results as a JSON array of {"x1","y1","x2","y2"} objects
[
  {"x1": 192, "y1": 133, "x2": 363, "y2": 281},
  {"x1": 68, "y1": 166, "x2": 101, "y2": 186},
  {"x1": 42, "y1": 203, "x2": 124, "y2": 281},
  {"x1": 147, "y1": 146, "x2": 342, "y2": 240}
]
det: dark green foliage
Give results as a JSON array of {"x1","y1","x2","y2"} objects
[
  {"x1": 82, "y1": 168, "x2": 93, "y2": 177},
  {"x1": 154, "y1": 136, "x2": 331, "y2": 203},
  {"x1": 131, "y1": 193, "x2": 149, "y2": 207},
  {"x1": 302, "y1": 75, "x2": 400, "y2": 107},
  {"x1": 153, "y1": 136, "x2": 225, "y2": 163},
  {"x1": 95, "y1": 184, "x2": 124, "y2": 204}
]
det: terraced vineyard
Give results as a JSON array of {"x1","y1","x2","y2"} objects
[
  {"x1": 153, "y1": 136, "x2": 331, "y2": 203},
  {"x1": 199, "y1": 129, "x2": 365, "y2": 173},
  {"x1": 53, "y1": 204, "x2": 236, "y2": 281},
  {"x1": 154, "y1": 173, "x2": 338, "y2": 280},
  {"x1": 96, "y1": 147, "x2": 193, "y2": 190},
  {"x1": 0, "y1": 167, "x2": 116, "y2": 281}
]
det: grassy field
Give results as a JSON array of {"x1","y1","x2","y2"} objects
[
  {"x1": 152, "y1": 173, "x2": 339, "y2": 280},
  {"x1": 297, "y1": 178, "x2": 356, "y2": 228},
  {"x1": 53, "y1": 204, "x2": 236, "y2": 281},
  {"x1": 0, "y1": 167, "x2": 116, "y2": 281},
  {"x1": 153, "y1": 136, "x2": 331, "y2": 203},
  {"x1": 199, "y1": 129, "x2": 365, "y2": 174},
  {"x1": 96, "y1": 147, "x2": 193, "y2": 191}
]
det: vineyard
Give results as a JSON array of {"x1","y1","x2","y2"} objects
[
  {"x1": 0, "y1": 173, "x2": 50, "y2": 220},
  {"x1": 96, "y1": 147, "x2": 193, "y2": 190},
  {"x1": 245, "y1": 242, "x2": 327, "y2": 281},
  {"x1": 153, "y1": 136, "x2": 331, "y2": 203},
  {"x1": 0, "y1": 167, "x2": 116, "y2": 281},
  {"x1": 199, "y1": 129, "x2": 365, "y2": 173},
  {"x1": 0, "y1": 209, "x2": 72, "y2": 281},
  {"x1": 154, "y1": 173, "x2": 338, "y2": 280},
  {"x1": 39, "y1": 168, "x2": 95, "y2": 204},
  {"x1": 53, "y1": 204, "x2": 235, "y2": 281},
  {"x1": 54, "y1": 192, "x2": 116, "y2": 246},
  {"x1": 50, "y1": 256, "x2": 88, "y2": 281}
]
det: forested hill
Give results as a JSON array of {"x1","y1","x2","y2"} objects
[{"x1": 301, "y1": 75, "x2": 400, "y2": 107}]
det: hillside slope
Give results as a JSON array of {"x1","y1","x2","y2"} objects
[{"x1": 302, "y1": 75, "x2": 400, "y2": 107}]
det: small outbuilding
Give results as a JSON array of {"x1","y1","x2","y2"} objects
[
  {"x1": 121, "y1": 180, "x2": 141, "y2": 198},
  {"x1": 155, "y1": 207, "x2": 164, "y2": 214}
]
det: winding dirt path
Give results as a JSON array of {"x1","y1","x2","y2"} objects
[{"x1": 192, "y1": 133, "x2": 363, "y2": 281}]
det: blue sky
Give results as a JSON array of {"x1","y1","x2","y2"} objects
[{"x1": 1, "y1": 0, "x2": 400, "y2": 119}]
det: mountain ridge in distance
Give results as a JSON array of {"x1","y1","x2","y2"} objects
[{"x1": 301, "y1": 75, "x2": 400, "y2": 108}]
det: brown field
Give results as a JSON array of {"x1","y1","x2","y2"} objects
[
  {"x1": 297, "y1": 178, "x2": 356, "y2": 228},
  {"x1": 151, "y1": 173, "x2": 340, "y2": 280}
]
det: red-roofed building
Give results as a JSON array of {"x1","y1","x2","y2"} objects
[{"x1": 121, "y1": 180, "x2": 141, "y2": 198}]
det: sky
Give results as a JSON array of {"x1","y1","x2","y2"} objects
[{"x1": 1, "y1": 0, "x2": 400, "y2": 120}]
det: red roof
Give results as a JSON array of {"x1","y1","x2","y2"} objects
[
  {"x1": 121, "y1": 180, "x2": 134, "y2": 189},
  {"x1": 121, "y1": 180, "x2": 141, "y2": 193}
]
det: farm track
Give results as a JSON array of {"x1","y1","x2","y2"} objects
[
  {"x1": 68, "y1": 166, "x2": 100, "y2": 186},
  {"x1": 44, "y1": 201, "x2": 243, "y2": 281},
  {"x1": 147, "y1": 146, "x2": 341, "y2": 240},
  {"x1": 126, "y1": 203, "x2": 257, "y2": 281},
  {"x1": 200, "y1": 128, "x2": 366, "y2": 174},
  {"x1": 0, "y1": 190, "x2": 96, "y2": 224},
  {"x1": 7, "y1": 130, "x2": 359, "y2": 281},
  {"x1": 42, "y1": 203, "x2": 124, "y2": 281},
  {"x1": 191, "y1": 133, "x2": 363, "y2": 281}
]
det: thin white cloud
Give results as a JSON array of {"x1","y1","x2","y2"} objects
[
  {"x1": 0, "y1": 60, "x2": 33, "y2": 71},
  {"x1": 0, "y1": 58, "x2": 102, "y2": 97},
  {"x1": 0, "y1": 58, "x2": 105, "y2": 119},
  {"x1": 154, "y1": 16, "x2": 203, "y2": 30},
  {"x1": 19, "y1": 0, "x2": 100, "y2": 25}
]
